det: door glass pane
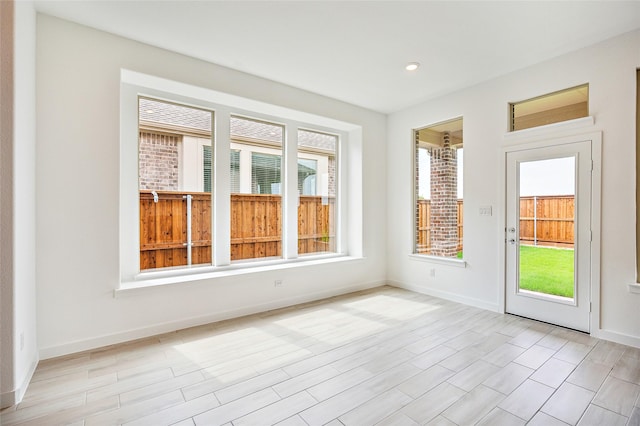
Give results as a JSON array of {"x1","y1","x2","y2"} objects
[{"x1": 518, "y1": 157, "x2": 575, "y2": 300}]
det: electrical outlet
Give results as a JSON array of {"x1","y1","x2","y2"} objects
[
  {"x1": 274, "y1": 280, "x2": 283, "y2": 287},
  {"x1": 430, "y1": 268, "x2": 436, "y2": 278}
]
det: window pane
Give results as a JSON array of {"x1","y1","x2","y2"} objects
[
  {"x1": 138, "y1": 97, "x2": 212, "y2": 271},
  {"x1": 230, "y1": 116, "x2": 283, "y2": 261},
  {"x1": 414, "y1": 118, "x2": 463, "y2": 258},
  {"x1": 510, "y1": 84, "x2": 588, "y2": 131},
  {"x1": 298, "y1": 129, "x2": 337, "y2": 255}
]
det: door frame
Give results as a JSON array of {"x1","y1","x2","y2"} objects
[
  {"x1": 505, "y1": 141, "x2": 591, "y2": 331},
  {"x1": 498, "y1": 127, "x2": 601, "y2": 335}
]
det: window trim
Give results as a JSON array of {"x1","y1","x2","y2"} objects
[
  {"x1": 119, "y1": 70, "x2": 359, "y2": 287},
  {"x1": 115, "y1": 254, "x2": 364, "y2": 296},
  {"x1": 408, "y1": 253, "x2": 467, "y2": 268}
]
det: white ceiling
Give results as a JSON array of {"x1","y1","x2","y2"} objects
[{"x1": 34, "y1": 1, "x2": 640, "y2": 114}]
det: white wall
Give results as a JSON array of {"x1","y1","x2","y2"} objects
[
  {"x1": 36, "y1": 15, "x2": 387, "y2": 358},
  {"x1": 387, "y1": 30, "x2": 640, "y2": 346},
  {"x1": 1, "y1": 0, "x2": 39, "y2": 407},
  {"x1": 13, "y1": 0, "x2": 38, "y2": 400},
  {"x1": 0, "y1": 0, "x2": 15, "y2": 407}
]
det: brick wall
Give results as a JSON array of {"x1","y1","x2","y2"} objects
[
  {"x1": 139, "y1": 132, "x2": 181, "y2": 190},
  {"x1": 328, "y1": 156, "x2": 336, "y2": 197},
  {"x1": 429, "y1": 132, "x2": 458, "y2": 257}
]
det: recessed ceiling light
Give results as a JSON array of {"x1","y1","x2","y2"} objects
[{"x1": 405, "y1": 62, "x2": 420, "y2": 71}]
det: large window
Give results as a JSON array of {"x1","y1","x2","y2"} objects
[
  {"x1": 129, "y1": 92, "x2": 346, "y2": 276},
  {"x1": 414, "y1": 117, "x2": 463, "y2": 258}
]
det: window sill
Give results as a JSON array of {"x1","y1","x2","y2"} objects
[
  {"x1": 629, "y1": 283, "x2": 640, "y2": 294},
  {"x1": 116, "y1": 254, "x2": 362, "y2": 297},
  {"x1": 408, "y1": 254, "x2": 467, "y2": 268}
]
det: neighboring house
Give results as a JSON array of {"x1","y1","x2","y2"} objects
[{"x1": 138, "y1": 98, "x2": 336, "y2": 196}]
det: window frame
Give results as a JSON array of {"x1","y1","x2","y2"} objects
[{"x1": 119, "y1": 71, "x2": 356, "y2": 287}]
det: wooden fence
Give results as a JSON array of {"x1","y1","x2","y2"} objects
[
  {"x1": 415, "y1": 195, "x2": 574, "y2": 254},
  {"x1": 519, "y1": 195, "x2": 574, "y2": 247},
  {"x1": 140, "y1": 191, "x2": 335, "y2": 270},
  {"x1": 140, "y1": 192, "x2": 212, "y2": 270}
]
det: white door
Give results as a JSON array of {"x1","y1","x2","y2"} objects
[{"x1": 506, "y1": 140, "x2": 592, "y2": 332}]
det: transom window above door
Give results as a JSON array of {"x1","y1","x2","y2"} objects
[{"x1": 509, "y1": 84, "x2": 589, "y2": 132}]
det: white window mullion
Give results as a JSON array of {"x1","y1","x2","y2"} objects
[
  {"x1": 121, "y1": 84, "x2": 141, "y2": 281},
  {"x1": 214, "y1": 108, "x2": 231, "y2": 266},
  {"x1": 344, "y1": 129, "x2": 358, "y2": 256},
  {"x1": 336, "y1": 132, "x2": 345, "y2": 255},
  {"x1": 283, "y1": 123, "x2": 299, "y2": 259}
]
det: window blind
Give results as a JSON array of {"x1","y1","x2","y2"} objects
[
  {"x1": 251, "y1": 152, "x2": 281, "y2": 194},
  {"x1": 230, "y1": 150, "x2": 240, "y2": 193},
  {"x1": 203, "y1": 145, "x2": 212, "y2": 193}
]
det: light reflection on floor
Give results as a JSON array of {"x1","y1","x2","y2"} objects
[{"x1": 171, "y1": 289, "x2": 443, "y2": 384}]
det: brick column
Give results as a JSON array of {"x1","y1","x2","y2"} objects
[{"x1": 430, "y1": 132, "x2": 458, "y2": 257}]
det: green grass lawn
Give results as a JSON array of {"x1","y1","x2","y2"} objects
[{"x1": 519, "y1": 245, "x2": 574, "y2": 298}]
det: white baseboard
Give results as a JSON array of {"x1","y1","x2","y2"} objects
[
  {"x1": 1, "y1": 390, "x2": 15, "y2": 410},
  {"x1": 387, "y1": 280, "x2": 501, "y2": 313},
  {"x1": 388, "y1": 280, "x2": 640, "y2": 349},
  {"x1": 39, "y1": 280, "x2": 385, "y2": 360},
  {"x1": 592, "y1": 328, "x2": 640, "y2": 349},
  {"x1": 0, "y1": 354, "x2": 38, "y2": 408}
]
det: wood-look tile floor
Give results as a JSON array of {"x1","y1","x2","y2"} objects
[{"x1": 2, "y1": 286, "x2": 640, "y2": 426}]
